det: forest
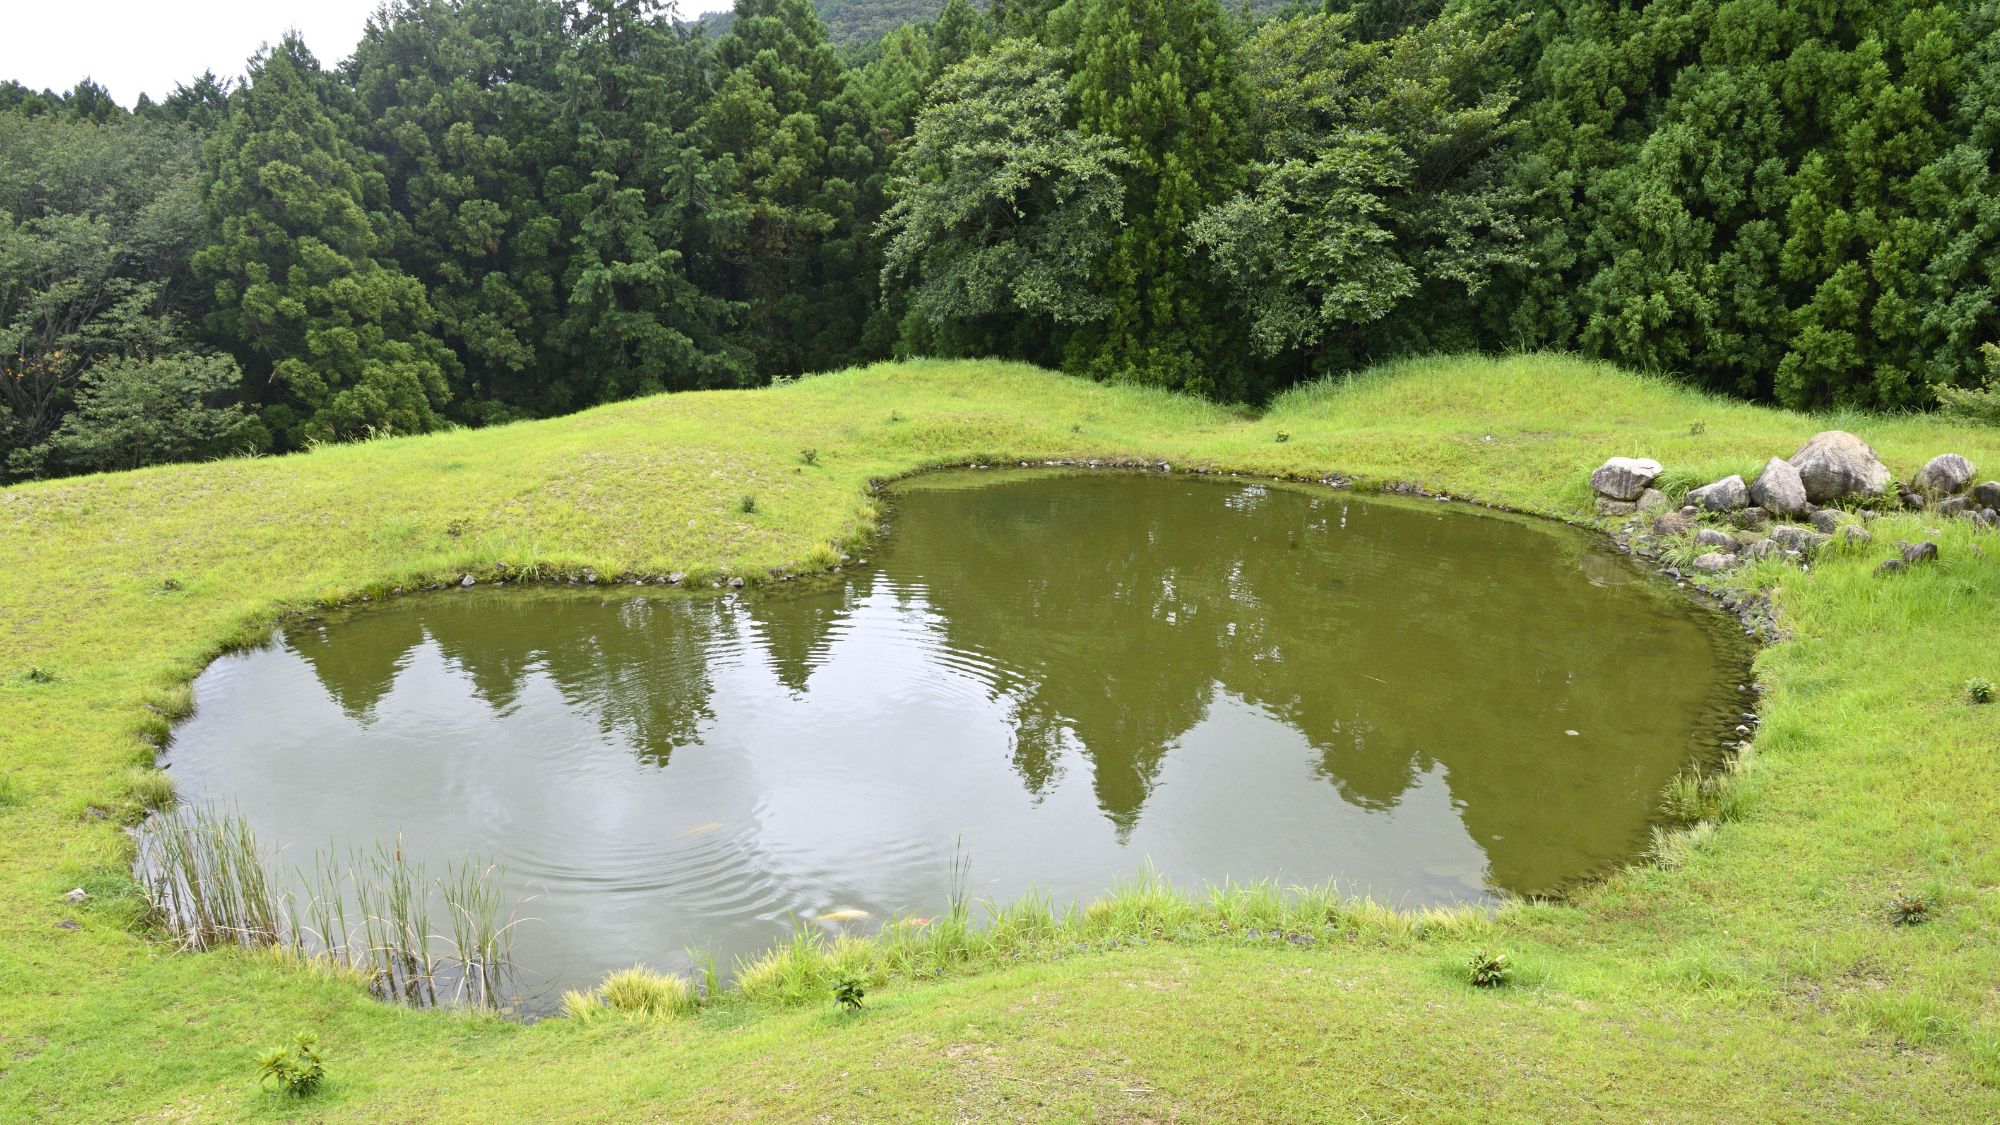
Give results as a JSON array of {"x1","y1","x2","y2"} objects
[{"x1": 2, "y1": 0, "x2": 1996, "y2": 480}]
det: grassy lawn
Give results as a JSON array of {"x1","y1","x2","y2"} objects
[{"x1": 3, "y1": 352, "x2": 1999, "y2": 1120}]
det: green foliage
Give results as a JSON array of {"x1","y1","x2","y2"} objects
[
  {"x1": 1056, "y1": 0, "x2": 1252, "y2": 395},
  {"x1": 1191, "y1": 10, "x2": 1529, "y2": 376},
  {"x1": 1933, "y1": 344, "x2": 2000, "y2": 426},
  {"x1": 255, "y1": 1032, "x2": 326, "y2": 1097},
  {"x1": 739, "y1": 493, "x2": 759, "y2": 514},
  {"x1": 43, "y1": 353, "x2": 263, "y2": 473},
  {"x1": 879, "y1": 40, "x2": 1129, "y2": 364},
  {"x1": 832, "y1": 971, "x2": 867, "y2": 1011},
  {"x1": 1477, "y1": 0, "x2": 2000, "y2": 410},
  {"x1": 193, "y1": 35, "x2": 452, "y2": 446},
  {"x1": 1466, "y1": 947, "x2": 1512, "y2": 988}
]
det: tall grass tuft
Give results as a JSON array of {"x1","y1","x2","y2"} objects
[
  {"x1": 565, "y1": 965, "x2": 698, "y2": 1022},
  {"x1": 138, "y1": 805, "x2": 516, "y2": 1010}
]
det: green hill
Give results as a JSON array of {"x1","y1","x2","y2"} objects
[{"x1": 5, "y1": 356, "x2": 2000, "y2": 1118}]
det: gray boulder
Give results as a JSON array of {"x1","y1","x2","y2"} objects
[
  {"x1": 1912, "y1": 454, "x2": 1975, "y2": 496},
  {"x1": 1733, "y1": 506, "x2": 1773, "y2": 530},
  {"x1": 1938, "y1": 496, "x2": 1972, "y2": 518},
  {"x1": 1900, "y1": 540, "x2": 1939, "y2": 565},
  {"x1": 1787, "y1": 431, "x2": 1891, "y2": 503},
  {"x1": 1876, "y1": 558, "x2": 1908, "y2": 577},
  {"x1": 1745, "y1": 539, "x2": 1781, "y2": 561},
  {"x1": 1694, "y1": 528, "x2": 1738, "y2": 552},
  {"x1": 1974, "y1": 481, "x2": 2000, "y2": 509},
  {"x1": 1836, "y1": 524, "x2": 1873, "y2": 550},
  {"x1": 1591, "y1": 456, "x2": 1664, "y2": 501},
  {"x1": 1687, "y1": 475, "x2": 1750, "y2": 512},
  {"x1": 1769, "y1": 525, "x2": 1831, "y2": 556},
  {"x1": 1751, "y1": 457, "x2": 1811, "y2": 517},
  {"x1": 1692, "y1": 552, "x2": 1735, "y2": 574},
  {"x1": 1653, "y1": 508, "x2": 1699, "y2": 538},
  {"x1": 1808, "y1": 509, "x2": 1845, "y2": 534},
  {"x1": 1636, "y1": 487, "x2": 1671, "y2": 514},
  {"x1": 1595, "y1": 496, "x2": 1638, "y2": 517}
]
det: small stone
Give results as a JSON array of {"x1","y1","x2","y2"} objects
[
  {"x1": 1733, "y1": 506, "x2": 1773, "y2": 530},
  {"x1": 63, "y1": 888, "x2": 87, "y2": 904},
  {"x1": 1788, "y1": 431, "x2": 1892, "y2": 503},
  {"x1": 1899, "y1": 540, "x2": 1939, "y2": 565},
  {"x1": 459, "y1": 574, "x2": 475, "y2": 588},
  {"x1": 727, "y1": 577, "x2": 745, "y2": 589},
  {"x1": 1981, "y1": 509, "x2": 1999, "y2": 529},
  {"x1": 1973, "y1": 481, "x2": 2000, "y2": 509},
  {"x1": 1590, "y1": 457, "x2": 1664, "y2": 501},
  {"x1": 1687, "y1": 475, "x2": 1750, "y2": 512},
  {"x1": 1899, "y1": 490, "x2": 1926, "y2": 511},
  {"x1": 1694, "y1": 528, "x2": 1737, "y2": 552},
  {"x1": 667, "y1": 571, "x2": 685, "y2": 585},
  {"x1": 55, "y1": 919, "x2": 80, "y2": 931},
  {"x1": 1836, "y1": 524, "x2": 1873, "y2": 549},
  {"x1": 1636, "y1": 487, "x2": 1670, "y2": 514},
  {"x1": 1595, "y1": 496, "x2": 1638, "y2": 517},
  {"x1": 1911, "y1": 454, "x2": 1975, "y2": 496},
  {"x1": 1751, "y1": 457, "x2": 1810, "y2": 517},
  {"x1": 1875, "y1": 558, "x2": 1908, "y2": 576},
  {"x1": 1692, "y1": 551, "x2": 1735, "y2": 573},
  {"x1": 1808, "y1": 509, "x2": 1843, "y2": 534}
]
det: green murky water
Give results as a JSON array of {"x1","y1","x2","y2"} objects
[{"x1": 163, "y1": 471, "x2": 1748, "y2": 1006}]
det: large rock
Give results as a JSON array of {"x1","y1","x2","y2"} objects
[
  {"x1": 1787, "y1": 431, "x2": 1891, "y2": 503},
  {"x1": 1591, "y1": 457, "x2": 1664, "y2": 501},
  {"x1": 1974, "y1": 481, "x2": 2000, "y2": 509},
  {"x1": 1750, "y1": 457, "x2": 1810, "y2": 517},
  {"x1": 1687, "y1": 475, "x2": 1750, "y2": 512},
  {"x1": 1912, "y1": 454, "x2": 1975, "y2": 496}
]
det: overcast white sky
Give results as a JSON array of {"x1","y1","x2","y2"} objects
[{"x1": 2, "y1": 0, "x2": 738, "y2": 106}]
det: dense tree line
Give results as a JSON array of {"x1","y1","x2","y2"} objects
[{"x1": 3, "y1": 0, "x2": 1998, "y2": 480}]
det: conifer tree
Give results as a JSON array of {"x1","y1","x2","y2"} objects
[
  {"x1": 193, "y1": 35, "x2": 451, "y2": 444},
  {"x1": 1057, "y1": 0, "x2": 1251, "y2": 395}
]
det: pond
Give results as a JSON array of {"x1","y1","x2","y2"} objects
[{"x1": 161, "y1": 471, "x2": 1749, "y2": 1010}]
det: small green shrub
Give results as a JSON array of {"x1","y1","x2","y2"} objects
[
  {"x1": 21, "y1": 666, "x2": 56, "y2": 685},
  {"x1": 833, "y1": 972, "x2": 866, "y2": 1012},
  {"x1": 1966, "y1": 678, "x2": 1994, "y2": 705},
  {"x1": 1466, "y1": 948, "x2": 1511, "y2": 988},
  {"x1": 799, "y1": 448, "x2": 818, "y2": 466},
  {"x1": 738, "y1": 494, "x2": 758, "y2": 515},
  {"x1": 0, "y1": 773, "x2": 19, "y2": 807},
  {"x1": 1887, "y1": 894, "x2": 1935, "y2": 927},
  {"x1": 256, "y1": 1033, "x2": 326, "y2": 1098},
  {"x1": 158, "y1": 577, "x2": 183, "y2": 592},
  {"x1": 1274, "y1": 430, "x2": 1290, "y2": 443}
]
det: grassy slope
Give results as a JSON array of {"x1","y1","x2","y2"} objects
[{"x1": 3, "y1": 354, "x2": 1998, "y2": 1120}]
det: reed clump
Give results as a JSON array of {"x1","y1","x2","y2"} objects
[{"x1": 138, "y1": 804, "x2": 518, "y2": 1010}]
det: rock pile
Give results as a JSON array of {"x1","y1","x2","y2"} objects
[{"x1": 1589, "y1": 430, "x2": 1984, "y2": 585}]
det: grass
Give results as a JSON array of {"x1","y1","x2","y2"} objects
[{"x1": 5, "y1": 353, "x2": 2000, "y2": 1118}]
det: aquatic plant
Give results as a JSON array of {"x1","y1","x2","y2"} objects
[
  {"x1": 256, "y1": 1033, "x2": 326, "y2": 1097},
  {"x1": 139, "y1": 806, "x2": 516, "y2": 1010}
]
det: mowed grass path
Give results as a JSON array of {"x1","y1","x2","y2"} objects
[{"x1": 3, "y1": 354, "x2": 1999, "y2": 1120}]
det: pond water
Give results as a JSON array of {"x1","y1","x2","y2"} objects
[{"x1": 162, "y1": 471, "x2": 1748, "y2": 1009}]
